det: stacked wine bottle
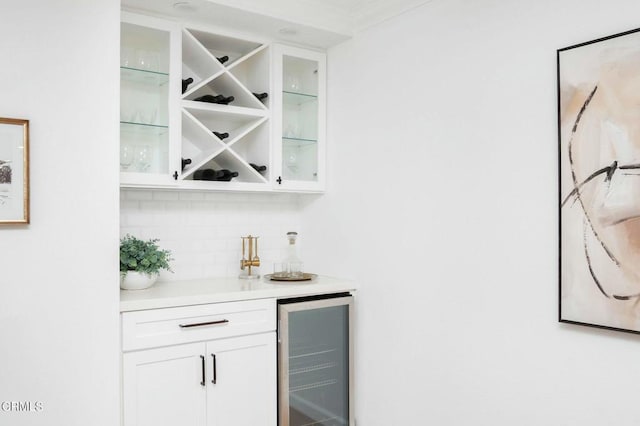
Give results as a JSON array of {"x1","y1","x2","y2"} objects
[
  {"x1": 193, "y1": 169, "x2": 239, "y2": 181},
  {"x1": 193, "y1": 94, "x2": 235, "y2": 105}
]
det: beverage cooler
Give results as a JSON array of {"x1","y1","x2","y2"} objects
[{"x1": 278, "y1": 293, "x2": 354, "y2": 426}]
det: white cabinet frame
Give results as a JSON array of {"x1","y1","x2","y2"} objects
[
  {"x1": 272, "y1": 45, "x2": 327, "y2": 193},
  {"x1": 120, "y1": 12, "x2": 182, "y2": 187}
]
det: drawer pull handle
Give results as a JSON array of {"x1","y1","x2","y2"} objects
[
  {"x1": 179, "y1": 319, "x2": 229, "y2": 328},
  {"x1": 200, "y1": 355, "x2": 205, "y2": 386}
]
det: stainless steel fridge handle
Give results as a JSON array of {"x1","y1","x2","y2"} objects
[{"x1": 179, "y1": 319, "x2": 229, "y2": 328}]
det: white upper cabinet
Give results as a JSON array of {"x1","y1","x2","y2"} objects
[
  {"x1": 272, "y1": 45, "x2": 326, "y2": 192},
  {"x1": 119, "y1": 12, "x2": 326, "y2": 193},
  {"x1": 120, "y1": 13, "x2": 181, "y2": 187}
]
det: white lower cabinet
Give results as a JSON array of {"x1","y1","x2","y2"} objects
[
  {"x1": 121, "y1": 299, "x2": 277, "y2": 426},
  {"x1": 123, "y1": 343, "x2": 207, "y2": 426},
  {"x1": 206, "y1": 334, "x2": 276, "y2": 426}
]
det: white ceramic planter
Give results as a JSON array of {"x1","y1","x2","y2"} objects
[{"x1": 120, "y1": 271, "x2": 158, "y2": 290}]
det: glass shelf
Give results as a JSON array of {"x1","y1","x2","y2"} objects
[
  {"x1": 283, "y1": 90, "x2": 318, "y2": 106},
  {"x1": 120, "y1": 121, "x2": 169, "y2": 135},
  {"x1": 283, "y1": 136, "x2": 317, "y2": 146},
  {"x1": 120, "y1": 66, "x2": 169, "y2": 86}
]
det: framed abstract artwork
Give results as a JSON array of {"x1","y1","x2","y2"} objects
[
  {"x1": 559, "y1": 28, "x2": 640, "y2": 333},
  {"x1": 0, "y1": 117, "x2": 29, "y2": 224}
]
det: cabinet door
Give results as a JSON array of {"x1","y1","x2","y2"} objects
[
  {"x1": 272, "y1": 45, "x2": 326, "y2": 192},
  {"x1": 206, "y1": 332, "x2": 277, "y2": 426},
  {"x1": 120, "y1": 12, "x2": 181, "y2": 187},
  {"x1": 122, "y1": 343, "x2": 207, "y2": 426}
]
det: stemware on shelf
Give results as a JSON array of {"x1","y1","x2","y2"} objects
[
  {"x1": 135, "y1": 145, "x2": 151, "y2": 172},
  {"x1": 120, "y1": 144, "x2": 134, "y2": 171}
]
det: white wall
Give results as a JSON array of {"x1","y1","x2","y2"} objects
[
  {"x1": 0, "y1": 2, "x2": 120, "y2": 426},
  {"x1": 120, "y1": 190, "x2": 303, "y2": 280},
  {"x1": 301, "y1": 0, "x2": 640, "y2": 424}
]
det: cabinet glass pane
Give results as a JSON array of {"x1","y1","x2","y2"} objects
[
  {"x1": 282, "y1": 55, "x2": 319, "y2": 182},
  {"x1": 287, "y1": 305, "x2": 349, "y2": 425},
  {"x1": 120, "y1": 23, "x2": 170, "y2": 174}
]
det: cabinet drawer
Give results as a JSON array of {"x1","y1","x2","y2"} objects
[{"x1": 122, "y1": 299, "x2": 276, "y2": 351}]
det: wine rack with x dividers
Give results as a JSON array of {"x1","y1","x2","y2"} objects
[{"x1": 180, "y1": 27, "x2": 271, "y2": 189}]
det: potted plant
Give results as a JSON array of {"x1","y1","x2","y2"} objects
[{"x1": 120, "y1": 234, "x2": 172, "y2": 290}]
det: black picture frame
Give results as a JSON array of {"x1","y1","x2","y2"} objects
[{"x1": 558, "y1": 27, "x2": 640, "y2": 334}]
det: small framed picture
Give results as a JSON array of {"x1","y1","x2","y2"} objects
[{"x1": 0, "y1": 117, "x2": 29, "y2": 224}]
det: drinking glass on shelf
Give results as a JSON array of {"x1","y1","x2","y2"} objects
[
  {"x1": 120, "y1": 47, "x2": 133, "y2": 68},
  {"x1": 130, "y1": 109, "x2": 141, "y2": 124},
  {"x1": 120, "y1": 90, "x2": 132, "y2": 122},
  {"x1": 286, "y1": 150, "x2": 297, "y2": 167},
  {"x1": 284, "y1": 122, "x2": 301, "y2": 139},
  {"x1": 135, "y1": 49, "x2": 148, "y2": 70},
  {"x1": 120, "y1": 104, "x2": 131, "y2": 123},
  {"x1": 120, "y1": 144, "x2": 133, "y2": 171},
  {"x1": 135, "y1": 145, "x2": 151, "y2": 172},
  {"x1": 140, "y1": 107, "x2": 157, "y2": 125},
  {"x1": 285, "y1": 74, "x2": 301, "y2": 92},
  {"x1": 146, "y1": 52, "x2": 159, "y2": 72}
]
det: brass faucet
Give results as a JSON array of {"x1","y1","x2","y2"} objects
[{"x1": 240, "y1": 235, "x2": 260, "y2": 278}]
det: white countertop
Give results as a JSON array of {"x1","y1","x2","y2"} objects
[{"x1": 120, "y1": 275, "x2": 357, "y2": 312}]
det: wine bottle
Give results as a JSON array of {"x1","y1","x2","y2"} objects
[
  {"x1": 216, "y1": 169, "x2": 239, "y2": 181},
  {"x1": 181, "y1": 158, "x2": 192, "y2": 171},
  {"x1": 213, "y1": 131, "x2": 229, "y2": 140},
  {"x1": 217, "y1": 95, "x2": 234, "y2": 105},
  {"x1": 253, "y1": 92, "x2": 268, "y2": 101},
  {"x1": 193, "y1": 94, "x2": 235, "y2": 105},
  {"x1": 194, "y1": 94, "x2": 224, "y2": 103},
  {"x1": 217, "y1": 55, "x2": 229, "y2": 64},
  {"x1": 193, "y1": 169, "x2": 225, "y2": 181},
  {"x1": 182, "y1": 78, "x2": 194, "y2": 94},
  {"x1": 250, "y1": 163, "x2": 267, "y2": 173}
]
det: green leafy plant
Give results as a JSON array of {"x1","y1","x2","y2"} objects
[{"x1": 120, "y1": 234, "x2": 173, "y2": 276}]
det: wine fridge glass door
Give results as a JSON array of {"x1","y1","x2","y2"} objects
[{"x1": 279, "y1": 296, "x2": 353, "y2": 426}]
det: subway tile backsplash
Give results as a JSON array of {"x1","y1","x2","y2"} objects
[{"x1": 120, "y1": 190, "x2": 303, "y2": 282}]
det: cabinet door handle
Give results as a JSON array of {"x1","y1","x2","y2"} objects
[
  {"x1": 200, "y1": 355, "x2": 205, "y2": 386},
  {"x1": 211, "y1": 354, "x2": 217, "y2": 384},
  {"x1": 179, "y1": 319, "x2": 229, "y2": 328}
]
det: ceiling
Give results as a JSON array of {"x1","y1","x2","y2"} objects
[
  {"x1": 304, "y1": 0, "x2": 432, "y2": 31},
  {"x1": 122, "y1": 0, "x2": 432, "y2": 48}
]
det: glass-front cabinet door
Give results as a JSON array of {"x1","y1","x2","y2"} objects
[
  {"x1": 120, "y1": 13, "x2": 180, "y2": 187},
  {"x1": 273, "y1": 45, "x2": 326, "y2": 192}
]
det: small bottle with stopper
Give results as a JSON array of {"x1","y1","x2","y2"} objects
[{"x1": 284, "y1": 231, "x2": 303, "y2": 278}]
